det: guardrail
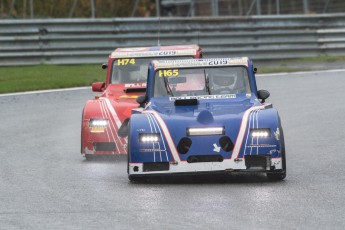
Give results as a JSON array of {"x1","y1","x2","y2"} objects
[{"x1": 1, "y1": 14, "x2": 345, "y2": 66}]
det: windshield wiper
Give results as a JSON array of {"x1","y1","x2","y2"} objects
[
  {"x1": 163, "y1": 77, "x2": 174, "y2": 96},
  {"x1": 204, "y1": 69, "x2": 211, "y2": 95}
]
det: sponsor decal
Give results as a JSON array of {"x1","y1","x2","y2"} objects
[
  {"x1": 247, "y1": 144, "x2": 277, "y2": 148},
  {"x1": 169, "y1": 94, "x2": 236, "y2": 101},
  {"x1": 119, "y1": 47, "x2": 148, "y2": 52},
  {"x1": 119, "y1": 95, "x2": 139, "y2": 99},
  {"x1": 111, "y1": 49, "x2": 197, "y2": 58},
  {"x1": 269, "y1": 149, "x2": 281, "y2": 155},
  {"x1": 274, "y1": 127, "x2": 280, "y2": 141},
  {"x1": 213, "y1": 143, "x2": 221, "y2": 152},
  {"x1": 139, "y1": 149, "x2": 166, "y2": 152},
  {"x1": 154, "y1": 57, "x2": 248, "y2": 69},
  {"x1": 272, "y1": 160, "x2": 281, "y2": 165},
  {"x1": 124, "y1": 83, "x2": 146, "y2": 88}
]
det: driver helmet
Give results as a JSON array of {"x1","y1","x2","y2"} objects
[{"x1": 211, "y1": 74, "x2": 236, "y2": 92}]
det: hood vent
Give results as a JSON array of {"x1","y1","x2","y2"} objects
[
  {"x1": 124, "y1": 88, "x2": 146, "y2": 93},
  {"x1": 174, "y1": 99, "x2": 198, "y2": 106}
]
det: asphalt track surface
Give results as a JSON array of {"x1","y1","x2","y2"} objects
[{"x1": 1, "y1": 70, "x2": 345, "y2": 230}]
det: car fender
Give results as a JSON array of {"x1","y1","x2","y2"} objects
[
  {"x1": 81, "y1": 99, "x2": 128, "y2": 154},
  {"x1": 81, "y1": 99, "x2": 107, "y2": 153},
  {"x1": 128, "y1": 113, "x2": 177, "y2": 163},
  {"x1": 237, "y1": 106, "x2": 283, "y2": 159}
]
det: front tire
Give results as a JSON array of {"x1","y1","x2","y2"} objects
[
  {"x1": 127, "y1": 123, "x2": 131, "y2": 174},
  {"x1": 267, "y1": 169, "x2": 286, "y2": 181},
  {"x1": 267, "y1": 125, "x2": 286, "y2": 181}
]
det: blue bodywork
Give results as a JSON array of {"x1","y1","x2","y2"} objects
[{"x1": 128, "y1": 58, "x2": 285, "y2": 179}]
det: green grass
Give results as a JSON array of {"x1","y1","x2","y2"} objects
[
  {"x1": 256, "y1": 55, "x2": 345, "y2": 74},
  {"x1": 258, "y1": 67, "x2": 311, "y2": 74},
  {"x1": 0, "y1": 64, "x2": 104, "y2": 94},
  {"x1": 1, "y1": 55, "x2": 345, "y2": 94},
  {"x1": 296, "y1": 55, "x2": 345, "y2": 62}
]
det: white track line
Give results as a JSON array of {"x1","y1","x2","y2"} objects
[{"x1": 0, "y1": 86, "x2": 91, "y2": 97}]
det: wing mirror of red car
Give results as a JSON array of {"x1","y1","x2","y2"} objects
[
  {"x1": 92, "y1": 82, "x2": 106, "y2": 92},
  {"x1": 257, "y1": 90, "x2": 270, "y2": 103},
  {"x1": 136, "y1": 95, "x2": 147, "y2": 107}
]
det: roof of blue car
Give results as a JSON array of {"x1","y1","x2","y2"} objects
[{"x1": 152, "y1": 57, "x2": 249, "y2": 69}]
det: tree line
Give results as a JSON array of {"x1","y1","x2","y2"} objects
[{"x1": 0, "y1": 0, "x2": 156, "y2": 18}]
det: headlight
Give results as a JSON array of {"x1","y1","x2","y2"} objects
[
  {"x1": 250, "y1": 128, "x2": 271, "y2": 137},
  {"x1": 139, "y1": 133, "x2": 160, "y2": 143},
  {"x1": 89, "y1": 119, "x2": 108, "y2": 133},
  {"x1": 187, "y1": 127, "x2": 224, "y2": 136}
]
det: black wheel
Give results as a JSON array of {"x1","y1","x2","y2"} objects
[
  {"x1": 267, "y1": 125, "x2": 286, "y2": 181},
  {"x1": 85, "y1": 154, "x2": 94, "y2": 160},
  {"x1": 267, "y1": 170, "x2": 286, "y2": 181},
  {"x1": 128, "y1": 175, "x2": 149, "y2": 183},
  {"x1": 128, "y1": 175, "x2": 138, "y2": 182},
  {"x1": 127, "y1": 123, "x2": 131, "y2": 174}
]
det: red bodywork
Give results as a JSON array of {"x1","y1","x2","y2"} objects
[{"x1": 81, "y1": 45, "x2": 202, "y2": 157}]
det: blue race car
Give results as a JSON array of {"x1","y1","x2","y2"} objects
[{"x1": 128, "y1": 57, "x2": 286, "y2": 181}]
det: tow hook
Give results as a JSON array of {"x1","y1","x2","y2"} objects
[
  {"x1": 234, "y1": 158, "x2": 243, "y2": 162},
  {"x1": 225, "y1": 168, "x2": 234, "y2": 173}
]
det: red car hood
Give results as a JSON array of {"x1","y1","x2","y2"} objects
[{"x1": 100, "y1": 83, "x2": 145, "y2": 122}]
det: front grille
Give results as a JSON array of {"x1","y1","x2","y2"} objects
[
  {"x1": 93, "y1": 142, "x2": 116, "y2": 151},
  {"x1": 244, "y1": 155, "x2": 270, "y2": 170},
  {"x1": 187, "y1": 155, "x2": 223, "y2": 163}
]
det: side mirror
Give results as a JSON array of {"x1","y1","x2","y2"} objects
[
  {"x1": 102, "y1": 63, "x2": 108, "y2": 69},
  {"x1": 136, "y1": 95, "x2": 147, "y2": 107},
  {"x1": 257, "y1": 90, "x2": 270, "y2": 103},
  {"x1": 92, "y1": 82, "x2": 105, "y2": 92}
]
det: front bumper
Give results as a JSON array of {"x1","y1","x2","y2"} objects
[{"x1": 128, "y1": 156, "x2": 282, "y2": 176}]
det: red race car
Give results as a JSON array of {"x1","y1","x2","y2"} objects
[{"x1": 81, "y1": 45, "x2": 202, "y2": 159}]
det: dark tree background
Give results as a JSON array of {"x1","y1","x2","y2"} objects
[{"x1": 0, "y1": 0, "x2": 344, "y2": 19}]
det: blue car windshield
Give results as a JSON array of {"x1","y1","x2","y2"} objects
[
  {"x1": 154, "y1": 66, "x2": 251, "y2": 97},
  {"x1": 111, "y1": 57, "x2": 193, "y2": 84}
]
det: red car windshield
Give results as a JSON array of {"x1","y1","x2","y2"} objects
[{"x1": 111, "y1": 56, "x2": 193, "y2": 84}]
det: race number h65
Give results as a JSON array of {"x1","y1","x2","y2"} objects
[{"x1": 158, "y1": 69, "x2": 178, "y2": 77}]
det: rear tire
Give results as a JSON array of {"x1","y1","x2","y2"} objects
[{"x1": 85, "y1": 154, "x2": 94, "y2": 160}]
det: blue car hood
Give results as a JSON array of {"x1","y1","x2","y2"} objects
[
  {"x1": 147, "y1": 96, "x2": 261, "y2": 142},
  {"x1": 149, "y1": 96, "x2": 258, "y2": 121}
]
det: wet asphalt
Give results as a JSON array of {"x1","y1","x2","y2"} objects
[{"x1": 1, "y1": 70, "x2": 345, "y2": 230}]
